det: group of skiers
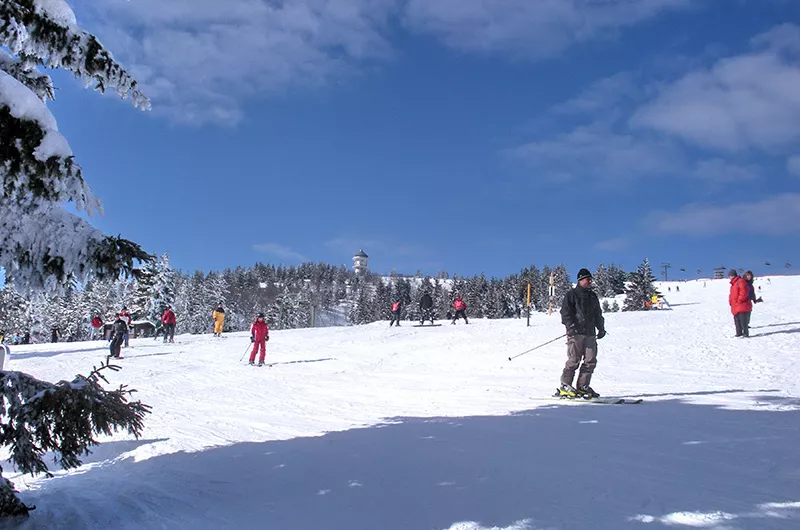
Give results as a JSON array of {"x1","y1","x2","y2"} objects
[
  {"x1": 388, "y1": 293, "x2": 469, "y2": 327},
  {"x1": 102, "y1": 302, "x2": 271, "y2": 365},
  {"x1": 106, "y1": 305, "x2": 177, "y2": 359}
]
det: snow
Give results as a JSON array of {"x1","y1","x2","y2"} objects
[
  {"x1": 0, "y1": 69, "x2": 72, "y2": 161},
  {"x1": 3, "y1": 275, "x2": 800, "y2": 529},
  {"x1": 33, "y1": 0, "x2": 78, "y2": 28}
]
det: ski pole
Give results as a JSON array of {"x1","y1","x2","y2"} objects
[
  {"x1": 508, "y1": 333, "x2": 567, "y2": 362},
  {"x1": 239, "y1": 341, "x2": 252, "y2": 362}
]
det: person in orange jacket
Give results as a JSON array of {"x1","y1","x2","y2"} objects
[
  {"x1": 249, "y1": 312, "x2": 270, "y2": 366},
  {"x1": 728, "y1": 269, "x2": 753, "y2": 338},
  {"x1": 212, "y1": 303, "x2": 226, "y2": 337}
]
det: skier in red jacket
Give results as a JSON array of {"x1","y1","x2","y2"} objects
[
  {"x1": 249, "y1": 313, "x2": 270, "y2": 366},
  {"x1": 90, "y1": 314, "x2": 103, "y2": 340},
  {"x1": 728, "y1": 269, "x2": 752, "y2": 337},
  {"x1": 161, "y1": 306, "x2": 177, "y2": 343},
  {"x1": 451, "y1": 295, "x2": 469, "y2": 325},
  {"x1": 389, "y1": 300, "x2": 402, "y2": 327}
]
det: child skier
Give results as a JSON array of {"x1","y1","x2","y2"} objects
[{"x1": 249, "y1": 313, "x2": 270, "y2": 366}]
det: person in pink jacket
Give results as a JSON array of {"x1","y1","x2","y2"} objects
[{"x1": 249, "y1": 313, "x2": 270, "y2": 366}]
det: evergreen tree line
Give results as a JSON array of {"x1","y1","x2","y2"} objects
[{"x1": 0, "y1": 258, "x2": 657, "y2": 342}]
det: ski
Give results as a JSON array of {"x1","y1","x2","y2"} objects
[{"x1": 531, "y1": 396, "x2": 643, "y2": 405}]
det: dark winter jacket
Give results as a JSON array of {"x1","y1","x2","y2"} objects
[
  {"x1": 561, "y1": 284, "x2": 605, "y2": 337},
  {"x1": 745, "y1": 279, "x2": 756, "y2": 302},
  {"x1": 420, "y1": 294, "x2": 433, "y2": 310},
  {"x1": 110, "y1": 319, "x2": 128, "y2": 341}
]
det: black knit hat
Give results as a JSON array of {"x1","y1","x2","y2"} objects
[
  {"x1": 728, "y1": 269, "x2": 738, "y2": 277},
  {"x1": 577, "y1": 268, "x2": 592, "y2": 281}
]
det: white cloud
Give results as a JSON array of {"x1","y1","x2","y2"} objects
[
  {"x1": 692, "y1": 158, "x2": 761, "y2": 183},
  {"x1": 509, "y1": 123, "x2": 683, "y2": 183},
  {"x1": 551, "y1": 73, "x2": 639, "y2": 115},
  {"x1": 252, "y1": 242, "x2": 308, "y2": 262},
  {"x1": 649, "y1": 194, "x2": 800, "y2": 236},
  {"x1": 72, "y1": 0, "x2": 695, "y2": 124},
  {"x1": 76, "y1": 0, "x2": 396, "y2": 124},
  {"x1": 403, "y1": 0, "x2": 692, "y2": 58},
  {"x1": 631, "y1": 24, "x2": 800, "y2": 153},
  {"x1": 788, "y1": 155, "x2": 800, "y2": 176},
  {"x1": 594, "y1": 237, "x2": 630, "y2": 252}
]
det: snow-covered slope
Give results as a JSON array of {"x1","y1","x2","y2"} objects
[{"x1": 4, "y1": 275, "x2": 800, "y2": 529}]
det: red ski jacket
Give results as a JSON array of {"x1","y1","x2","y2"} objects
[
  {"x1": 90, "y1": 316, "x2": 103, "y2": 329},
  {"x1": 453, "y1": 299, "x2": 466, "y2": 310},
  {"x1": 162, "y1": 309, "x2": 176, "y2": 324},
  {"x1": 729, "y1": 276, "x2": 752, "y2": 315},
  {"x1": 251, "y1": 320, "x2": 269, "y2": 342},
  {"x1": 391, "y1": 302, "x2": 401, "y2": 312}
]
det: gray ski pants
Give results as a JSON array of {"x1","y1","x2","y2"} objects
[{"x1": 561, "y1": 334, "x2": 598, "y2": 388}]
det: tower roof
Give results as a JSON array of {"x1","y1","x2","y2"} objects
[{"x1": 354, "y1": 249, "x2": 369, "y2": 258}]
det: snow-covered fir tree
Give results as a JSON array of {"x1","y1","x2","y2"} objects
[
  {"x1": 607, "y1": 263, "x2": 627, "y2": 295},
  {"x1": 623, "y1": 258, "x2": 659, "y2": 311},
  {"x1": 593, "y1": 263, "x2": 612, "y2": 297},
  {"x1": 0, "y1": 363, "x2": 150, "y2": 516},
  {"x1": 150, "y1": 254, "x2": 176, "y2": 322},
  {"x1": 551, "y1": 265, "x2": 573, "y2": 310},
  {"x1": 521, "y1": 265, "x2": 543, "y2": 312},
  {"x1": 0, "y1": 0, "x2": 152, "y2": 291},
  {"x1": 0, "y1": 286, "x2": 29, "y2": 340}
]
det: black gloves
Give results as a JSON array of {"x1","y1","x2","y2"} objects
[
  {"x1": 250, "y1": 336, "x2": 255, "y2": 343},
  {"x1": 265, "y1": 336, "x2": 270, "y2": 342},
  {"x1": 596, "y1": 329, "x2": 607, "y2": 340}
]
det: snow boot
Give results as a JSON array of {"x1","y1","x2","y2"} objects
[
  {"x1": 555, "y1": 384, "x2": 577, "y2": 398},
  {"x1": 576, "y1": 385, "x2": 600, "y2": 399},
  {"x1": 257, "y1": 360, "x2": 265, "y2": 367},
  {"x1": 248, "y1": 360, "x2": 255, "y2": 366}
]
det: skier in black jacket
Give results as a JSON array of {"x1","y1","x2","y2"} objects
[
  {"x1": 108, "y1": 314, "x2": 128, "y2": 360},
  {"x1": 557, "y1": 268, "x2": 606, "y2": 399},
  {"x1": 419, "y1": 292, "x2": 434, "y2": 325}
]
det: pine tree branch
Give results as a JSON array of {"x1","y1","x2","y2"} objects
[{"x1": 0, "y1": 0, "x2": 149, "y2": 109}]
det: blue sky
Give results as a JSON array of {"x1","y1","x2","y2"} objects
[{"x1": 51, "y1": 0, "x2": 800, "y2": 279}]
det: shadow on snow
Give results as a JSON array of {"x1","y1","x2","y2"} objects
[{"x1": 13, "y1": 395, "x2": 800, "y2": 530}]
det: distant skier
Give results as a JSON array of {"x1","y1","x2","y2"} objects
[
  {"x1": 557, "y1": 268, "x2": 606, "y2": 399},
  {"x1": 212, "y1": 303, "x2": 226, "y2": 337},
  {"x1": 249, "y1": 312, "x2": 270, "y2": 366},
  {"x1": 676, "y1": 285, "x2": 680, "y2": 293},
  {"x1": 419, "y1": 292, "x2": 434, "y2": 325},
  {"x1": 90, "y1": 314, "x2": 104, "y2": 340},
  {"x1": 728, "y1": 269, "x2": 752, "y2": 338},
  {"x1": 50, "y1": 327, "x2": 59, "y2": 343},
  {"x1": 108, "y1": 314, "x2": 128, "y2": 360},
  {"x1": 451, "y1": 295, "x2": 468, "y2": 324},
  {"x1": 162, "y1": 306, "x2": 177, "y2": 343},
  {"x1": 119, "y1": 306, "x2": 132, "y2": 347},
  {"x1": 389, "y1": 300, "x2": 402, "y2": 327}
]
